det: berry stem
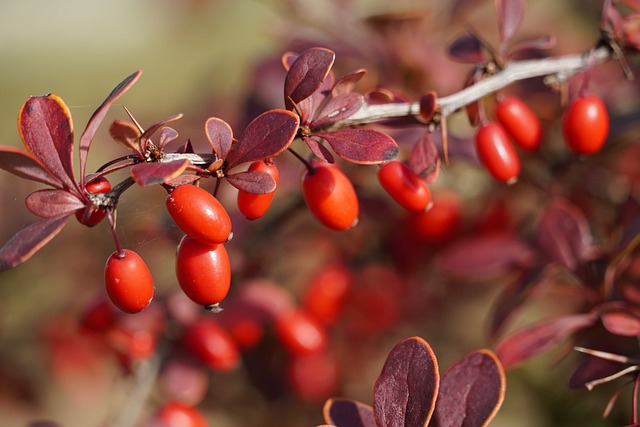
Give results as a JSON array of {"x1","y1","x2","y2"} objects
[
  {"x1": 288, "y1": 147, "x2": 315, "y2": 174},
  {"x1": 107, "y1": 209, "x2": 125, "y2": 258}
]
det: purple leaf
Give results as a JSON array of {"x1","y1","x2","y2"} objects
[
  {"x1": 79, "y1": 70, "x2": 142, "y2": 185},
  {"x1": 281, "y1": 51, "x2": 299, "y2": 71},
  {"x1": 139, "y1": 114, "x2": 183, "y2": 153},
  {"x1": 446, "y1": 33, "x2": 484, "y2": 64},
  {"x1": 496, "y1": 312, "x2": 598, "y2": 369},
  {"x1": 409, "y1": 132, "x2": 440, "y2": 183},
  {"x1": 312, "y1": 93, "x2": 364, "y2": 127},
  {"x1": 130, "y1": 159, "x2": 190, "y2": 187},
  {"x1": 0, "y1": 146, "x2": 64, "y2": 188},
  {"x1": 569, "y1": 356, "x2": 627, "y2": 389},
  {"x1": 225, "y1": 110, "x2": 300, "y2": 170},
  {"x1": 495, "y1": 0, "x2": 524, "y2": 55},
  {"x1": 158, "y1": 127, "x2": 180, "y2": 149},
  {"x1": 25, "y1": 189, "x2": 85, "y2": 218},
  {"x1": 304, "y1": 137, "x2": 335, "y2": 163},
  {"x1": 332, "y1": 69, "x2": 367, "y2": 97},
  {"x1": 433, "y1": 350, "x2": 506, "y2": 427},
  {"x1": 18, "y1": 95, "x2": 79, "y2": 194},
  {"x1": 373, "y1": 336, "x2": 439, "y2": 427},
  {"x1": 323, "y1": 398, "x2": 376, "y2": 427},
  {"x1": 109, "y1": 120, "x2": 141, "y2": 153},
  {"x1": 315, "y1": 129, "x2": 398, "y2": 165},
  {"x1": 0, "y1": 214, "x2": 72, "y2": 271},
  {"x1": 205, "y1": 117, "x2": 233, "y2": 160},
  {"x1": 284, "y1": 47, "x2": 335, "y2": 110},
  {"x1": 226, "y1": 170, "x2": 276, "y2": 194}
]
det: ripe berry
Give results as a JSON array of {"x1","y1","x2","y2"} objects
[
  {"x1": 495, "y1": 96, "x2": 542, "y2": 150},
  {"x1": 166, "y1": 184, "x2": 232, "y2": 245},
  {"x1": 175, "y1": 235, "x2": 231, "y2": 309},
  {"x1": 287, "y1": 350, "x2": 339, "y2": 403},
  {"x1": 151, "y1": 401, "x2": 208, "y2": 427},
  {"x1": 183, "y1": 318, "x2": 240, "y2": 372},
  {"x1": 275, "y1": 308, "x2": 328, "y2": 356},
  {"x1": 377, "y1": 160, "x2": 432, "y2": 212},
  {"x1": 76, "y1": 176, "x2": 111, "y2": 227},
  {"x1": 408, "y1": 190, "x2": 462, "y2": 243},
  {"x1": 104, "y1": 250, "x2": 154, "y2": 314},
  {"x1": 475, "y1": 122, "x2": 521, "y2": 184},
  {"x1": 302, "y1": 160, "x2": 359, "y2": 231},
  {"x1": 302, "y1": 264, "x2": 353, "y2": 327},
  {"x1": 562, "y1": 94, "x2": 609, "y2": 155},
  {"x1": 237, "y1": 160, "x2": 279, "y2": 220}
]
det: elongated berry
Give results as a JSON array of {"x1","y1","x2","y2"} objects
[
  {"x1": 377, "y1": 160, "x2": 432, "y2": 212},
  {"x1": 104, "y1": 249, "x2": 154, "y2": 314}
]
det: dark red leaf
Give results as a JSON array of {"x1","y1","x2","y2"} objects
[
  {"x1": 0, "y1": 214, "x2": 72, "y2": 272},
  {"x1": 281, "y1": 51, "x2": 299, "y2": 71},
  {"x1": 419, "y1": 92, "x2": 438, "y2": 123},
  {"x1": 304, "y1": 137, "x2": 335, "y2": 163},
  {"x1": 79, "y1": 70, "x2": 142, "y2": 185},
  {"x1": 409, "y1": 132, "x2": 440, "y2": 183},
  {"x1": 284, "y1": 47, "x2": 335, "y2": 110},
  {"x1": 0, "y1": 146, "x2": 64, "y2": 188},
  {"x1": 109, "y1": 120, "x2": 141, "y2": 153},
  {"x1": 569, "y1": 356, "x2": 626, "y2": 389},
  {"x1": 225, "y1": 110, "x2": 300, "y2": 170},
  {"x1": 315, "y1": 129, "x2": 398, "y2": 165},
  {"x1": 495, "y1": 0, "x2": 523, "y2": 54},
  {"x1": 496, "y1": 312, "x2": 598, "y2": 369},
  {"x1": 599, "y1": 303, "x2": 640, "y2": 337},
  {"x1": 139, "y1": 114, "x2": 183, "y2": 152},
  {"x1": 510, "y1": 35, "x2": 557, "y2": 56},
  {"x1": 130, "y1": 159, "x2": 190, "y2": 187},
  {"x1": 25, "y1": 189, "x2": 84, "y2": 218},
  {"x1": 433, "y1": 350, "x2": 506, "y2": 427},
  {"x1": 323, "y1": 398, "x2": 376, "y2": 427},
  {"x1": 332, "y1": 69, "x2": 367, "y2": 97},
  {"x1": 297, "y1": 71, "x2": 335, "y2": 125},
  {"x1": 373, "y1": 336, "x2": 439, "y2": 427},
  {"x1": 158, "y1": 127, "x2": 179, "y2": 149},
  {"x1": 312, "y1": 93, "x2": 364, "y2": 127},
  {"x1": 226, "y1": 170, "x2": 276, "y2": 194},
  {"x1": 205, "y1": 117, "x2": 233, "y2": 160},
  {"x1": 18, "y1": 95, "x2": 79, "y2": 193},
  {"x1": 446, "y1": 33, "x2": 484, "y2": 64}
]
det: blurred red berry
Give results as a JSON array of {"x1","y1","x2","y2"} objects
[
  {"x1": 562, "y1": 94, "x2": 609, "y2": 155},
  {"x1": 275, "y1": 308, "x2": 329, "y2": 356},
  {"x1": 475, "y1": 122, "x2": 520, "y2": 184},
  {"x1": 183, "y1": 318, "x2": 240, "y2": 372},
  {"x1": 495, "y1": 96, "x2": 542, "y2": 150}
]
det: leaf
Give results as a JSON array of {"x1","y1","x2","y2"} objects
[
  {"x1": 25, "y1": 189, "x2": 85, "y2": 218},
  {"x1": 0, "y1": 146, "x2": 64, "y2": 188},
  {"x1": 0, "y1": 214, "x2": 72, "y2": 272},
  {"x1": 510, "y1": 35, "x2": 557, "y2": 56},
  {"x1": 226, "y1": 170, "x2": 276, "y2": 194},
  {"x1": 18, "y1": 95, "x2": 79, "y2": 193},
  {"x1": 312, "y1": 93, "x2": 364, "y2": 127},
  {"x1": 225, "y1": 110, "x2": 300, "y2": 170},
  {"x1": 284, "y1": 47, "x2": 335, "y2": 110},
  {"x1": 130, "y1": 159, "x2": 190, "y2": 187},
  {"x1": 495, "y1": 0, "x2": 524, "y2": 55},
  {"x1": 373, "y1": 336, "x2": 439, "y2": 427},
  {"x1": 109, "y1": 120, "x2": 141, "y2": 153},
  {"x1": 158, "y1": 127, "x2": 180, "y2": 149},
  {"x1": 446, "y1": 33, "x2": 484, "y2": 64},
  {"x1": 599, "y1": 303, "x2": 640, "y2": 337},
  {"x1": 205, "y1": 117, "x2": 233, "y2": 160},
  {"x1": 332, "y1": 69, "x2": 367, "y2": 97},
  {"x1": 323, "y1": 398, "x2": 376, "y2": 427},
  {"x1": 409, "y1": 132, "x2": 440, "y2": 183},
  {"x1": 496, "y1": 312, "x2": 598, "y2": 369},
  {"x1": 304, "y1": 137, "x2": 335, "y2": 163},
  {"x1": 419, "y1": 92, "x2": 438, "y2": 123},
  {"x1": 432, "y1": 350, "x2": 506, "y2": 427},
  {"x1": 281, "y1": 51, "x2": 299, "y2": 71},
  {"x1": 623, "y1": 0, "x2": 640, "y2": 11},
  {"x1": 79, "y1": 70, "x2": 142, "y2": 185},
  {"x1": 139, "y1": 114, "x2": 183, "y2": 153},
  {"x1": 315, "y1": 129, "x2": 398, "y2": 165},
  {"x1": 569, "y1": 355, "x2": 628, "y2": 390}
]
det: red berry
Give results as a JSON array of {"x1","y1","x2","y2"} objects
[
  {"x1": 183, "y1": 318, "x2": 240, "y2": 372},
  {"x1": 175, "y1": 236, "x2": 231, "y2": 308},
  {"x1": 275, "y1": 308, "x2": 328, "y2": 356},
  {"x1": 76, "y1": 176, "x2": 111, "y2": 227},
  {"x1": 237, "y1": 160, "x2": 279, "y2": 220},
  {"x1": 495, "y1": 96, "x2": 542, "y2": 150},
  {"x1": 302, "y1": 160, "x2": 359, "y2": 231},
  {"x1": 562, "y1": 94, "x2": 609, "y2": 155},
  {"x1": 475, "y1": 122, "x2": 520, "y2": 184},
  {"x1": 166, "y1": 185, "x2": 232, "y2": 245},
  {"x1": 408, "y1": 190, "x2": 462, "y2": 243},
  {"x1": 302, "y1": 264, "x2": 353, "y2": 327},
  {"x1": 287, "y1": 350, "x2": 339, "y2": 403},
  {"x1": 377, "y1": 160, "x2": 432, "y2": 212},
  {"x1": 104, "y1": 250, "x2": 154, "y2": 314},
  {"x1": 152, "y1": 401, "x2": 208, "y2": 427}
]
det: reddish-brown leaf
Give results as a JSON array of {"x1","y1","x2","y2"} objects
[
  {"x1": 312, "y1": 93, "x2": 364, "y2": 127},
  {"x1": 373, "y1": 336, "x2": 439, "y2": 427},
  {"x1": 0, "y1": 146, "x2": 64, "y2": 188},
  {"x1": 205, "y1": 117, "x2": 233, "y2": 160},
  {"x1": 495, "y1": 0, "x2": 523, "y2": 55},
  {"x1": 419, "y1": 92, "x2": 438, "y2": 123},
  {"x1": 281, "y1": 51, "x2": 298, "y2": 71},
  {"x1": 225, "y1": 110, "x2": 299, "y2": 170},
  {"x1": 599, "y1": 303, "x2": 640, "y2": 337},
  {"x1": 323, "y1": 398, "x2": 376, "y2": 427},
  {"x1": 446, "y1": 33, "x2": 484, "y2": 64},
  {"x1": 79, "y1": 70, "x2": 142, "y2": 185},
  {"x1": 25, "y1": 189, "x2": 84, "y2": 218},
  {"x1": 304, "y1": 137, "x2": 335, "y2": 163},
  {"x1": 432, "y1": 350, "x2": 506, "y2": 427},
  {"x1": 569, "y1": 356, "x2": 626, "y2": 389},
  {"x1": 226, "y1": 170, "x2": 276, "y2": 194},
  {"x1": 409, "y1": 132, "x2": 440, "y2": 183},
  {"x1": 315, "y1": 129, "x2": 398, "y2": 165},
  {"x1": 130, "y1": 159, "x2": 190, "y2": 187},
  {"x1": 109, "y1": 120, "x2": 141, "y2": 153},
  {"x1": 18, "y1": 95, "x2": 78, "y2": 194},
  {"x1": 0, "y1": 214, "x2": 72, "y2": 272},
  {"x1": 284, "y1": 47, "x2": 335, "y2": 110},
  {"x1": 496, "y1": 312, "x2": 598, "y2": 369},
  {"x1": 331, "y1": 69, "x2": 367, "y2": 97},
  {"x1": 139, "y1": 114, "x2": 183, "y2": 153},
  {"x1": 158, "y1": 127, "x2": 179, "y2": 149}
]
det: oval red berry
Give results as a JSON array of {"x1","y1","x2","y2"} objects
[
  {"x1": 104, "y1": 249, "x2": 154, "y2": 314},
  {"x1": 237, "y1": 160, "x2": 279, "y2": 220},
  {"x1": 475, "y1": 122, "x2": 520, "y2": 184},
  {"x1": 495, "y1": 96, "x2": 542, "y2": 150},
  {"x1": 562, "y1": 94, "x2": 609, "y2": 155},
  {"x1": 377, "y1": 160, "x2": 432, "y2": 212},
  {"x1": 183, "y1": 318, "x2": 240, "y2": 372}
]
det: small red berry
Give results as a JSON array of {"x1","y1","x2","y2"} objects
[
  {"x1": 275, "y1": 308, "x2": 328, "y2": 356},
  {"x1": 495, "y1": 96, "x2": 542, "y2": 150},
  {"x1": 408, "y1": 190, "x2": 462, "y2": 243},
  {"x1": 175, "y1": 235, "x2": 231, "y2": 309},
  {"x1": 302, "y1": 264, "x2": 353, "y2": 327},
  {"x1": 475, "y1": 122, "x2": 520, "y2": 184},
  {"x1": 302, "y1": 160, "x2": 359, "y2": 231},
  {"x1": 237, "y1": 160, "x2": 279, "y2": 220},
  {"x1": 562, "y1": 94, "x2": 609, "y2": 155},
  {"x1": 166, "y1": 184, "x2": 232, "y2": 244},
  {"x1": 152, "y1": 401, "x2": 208, "y2": 427},
  {"x1": 377, "y1": 160, "x2": 432, "y2": 212},
  {"x1": 287, "y1": 350, "x2": 339, "y2": 403},
  {"x1": 183, "y1": 318, "x2": 240, "y2": 372},
  {"x1": 104, "y1": 250, "x2": 154, "y2": 314},
  {"x1": 76, "y1": 176, "x2": 111, "y2": 227}
]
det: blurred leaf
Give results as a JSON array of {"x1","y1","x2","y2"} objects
[
  {"x1": 314, "y1": 129, "x2": 398, "y2": 164},
  {"x1": 599, "y1": 303, "x2": 640, "y2": 337},
  {"x1": 312, "y1": 93, "x2": 364, "y2": 127},
  {"x1": 409, "y1": 132, "x2": 440, "y2": 183},
  {"x1": 130, "y1": 159, "x2": 190, "y2": 187},
  {"x1": 284, "y1": 47, "x2": 335, "y2": 110},
  {"x1": 304, "y1": 137, "x2": 335, "y2": 163},
  {"x1": 510, "y1": 35, "x2": 557, "y2": 56},
  {"x1": 205, "y1": 117, "x2": 234, "y2": 160},
  {"x1": 624, "y1": 0, "x2": 640, "y2": 11},
  {"x1": 373, "y1": 337, "x2": 439, "y2": 427},
  {"x1": 0, "y1": 146, "x2": 64, "y2": 188},
  {"x1": 109, "y1": 120, "x2": 141, "y2": 153},
  {"x1": 226, "y1": 170, "x2": 276, "y2": 194},
  {"x1": 495, "y1": 0, "x2": 523, "y2": 55},
  {"x1": 447, "y1": 33, "x2": 484, "y2": 64},
  {"x1": 332, "y1": 69, "x2": 367, "y2": 97},
  {"x1": 419, "y1": 92, "x2": 438, "y2": 122},
  {"x1": 323, "y1": 398, "x2": 376, "y2": 427},
  {"x1": 569, "y1": 355, "x2": 626, "y2": 389},
  {"x1": 226, "y1": 110, "x2": 300, "y2": 170},
  {"x1": 432, "y1": 350, "x2": 506, "y2": 427},
  {"x1": 281, "y1": 51, "x2": 299, "y2": 71},
  {"x1": 25, "y1": 189, "x2": 84, "y2": 218}
]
